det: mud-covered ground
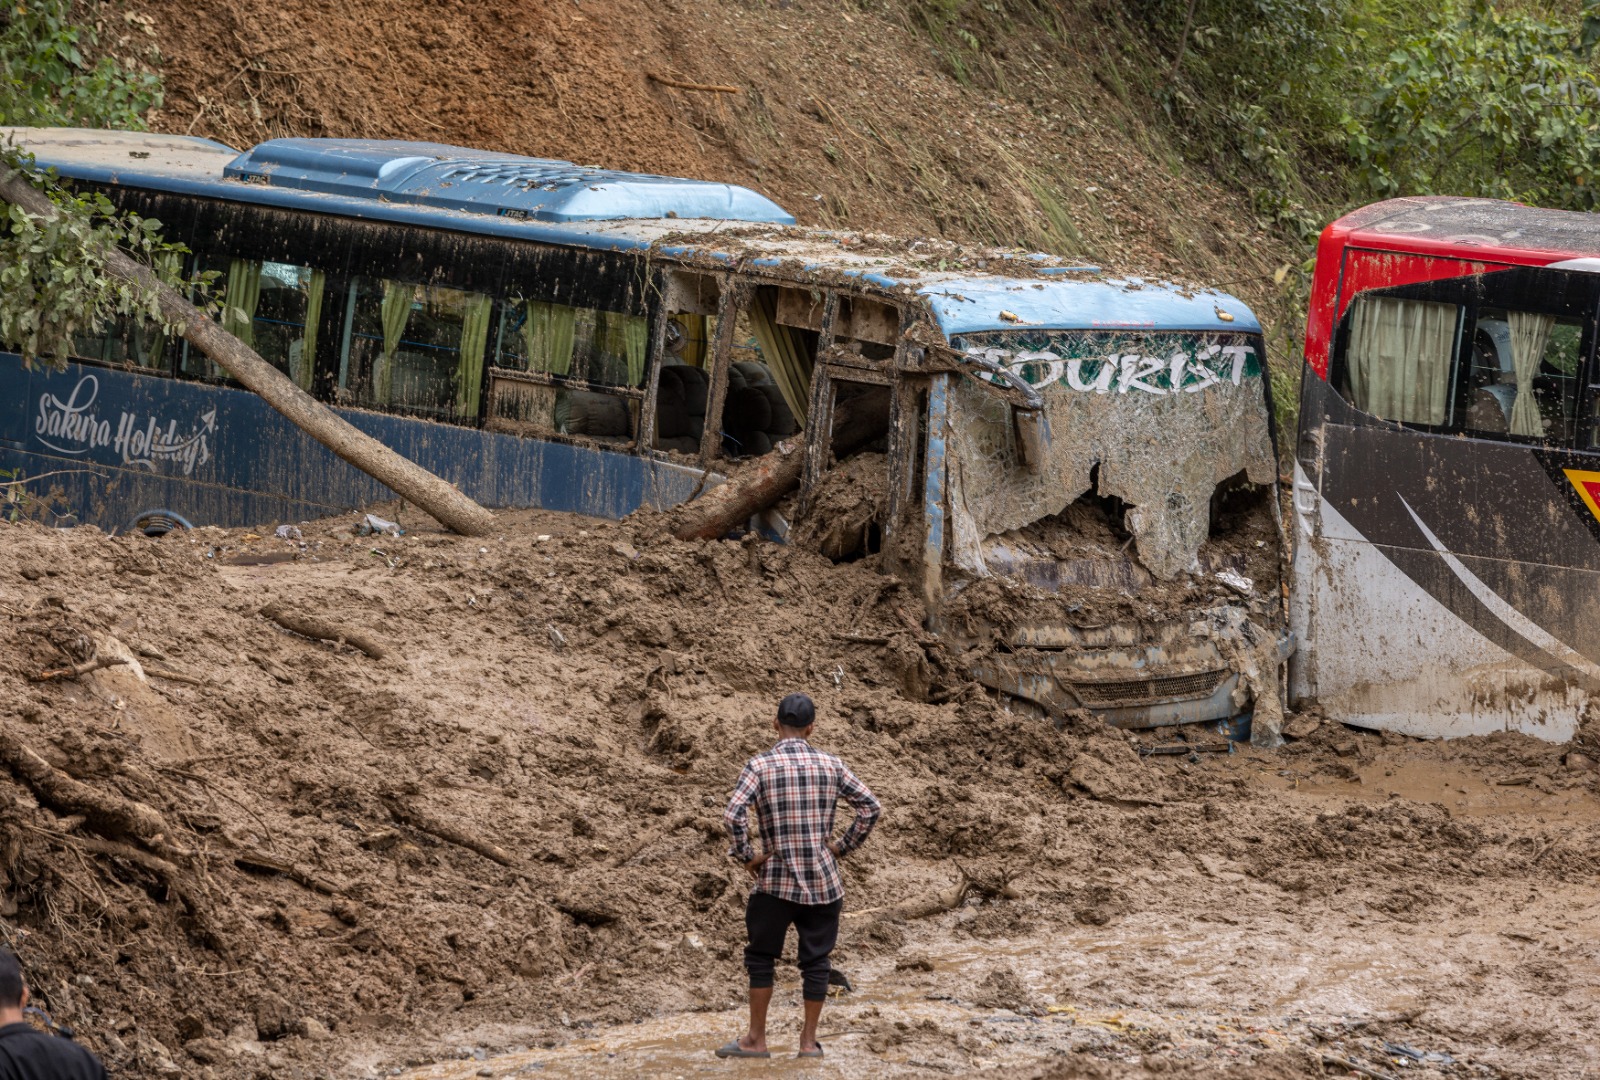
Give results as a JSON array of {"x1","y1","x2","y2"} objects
[{"x1": 1, "y1": 508, "x2": 1597, "y2": 1079}]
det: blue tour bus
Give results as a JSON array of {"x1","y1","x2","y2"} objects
[{"x1": 1, "y1": 127, "x2": 1286, "y2": 738}]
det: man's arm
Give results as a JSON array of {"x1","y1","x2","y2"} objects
[
  {"x1": 831, "y1": 764, "x2": 880, "y2": 857},
  {"x1": 724, "y1": 760, "x2": 761, "y2": 865}
]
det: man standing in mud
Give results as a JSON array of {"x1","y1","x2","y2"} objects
[{"x1": 717, "y1": 692, "x2": 880, "y2": 1060}]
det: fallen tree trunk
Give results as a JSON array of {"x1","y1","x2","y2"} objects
[
  {"x1": 387, "y1": 799, "x2": 518, "y2": 867},
  {"x1": 0, "y1": 730, "x2": 167, "y2": 841},
  {"x1": 672, "y1": 388, "x2": 891, "y2": 542},
  {"x1": 0, "y1": 168, "x2": 496, "y2": 538},
  {"x1": 259, "y1": 603, "x2": 388, "y2": 660},
  {"x1": 845, "y1": 865, "x2": 971, "y2": 923}
]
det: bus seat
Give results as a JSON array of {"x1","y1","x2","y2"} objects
[
  {"x1": 1465, "y1": 386, "x2": 1511, "y2": 434},
  {"x1": 655, "y1": 363, "x2": 709, "y2": 453},
  {"x1": 723, "y1": 362, "x2": 798, "y2": 456},
  {"x1": 557, "y1": 389, "x2": 631, "y2": 439}
]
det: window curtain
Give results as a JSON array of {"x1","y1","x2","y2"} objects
[
  {"x1": 596, "y1": 311, "x2": 649, "y2": 387},
  {"x1": 376, "y1": 280, "x2": 413, "y2": 405},
  {"x1": 520, "y1": 300, "x2": 576, "y2": 375},
  {"x1": 456, "y1": 292, "x2": 493, "y2": 419},
  {"x1": 1346, "y1": 296, "x2": 1456, "y2": 426},
  {"x1": 138, "y1": 251, "x2": 183, "y2": 369},
  {"x1": 222, "y1": 259, "x2": 263, "y2": 349},
  {"x1": 1507, "y1": 311, "x2": 1554, "y2": 438},
  {"x1": 748, "y1": 289, "x2": 812, "y2": 425},
  {"x1": 294, "y1": 269, "x2": 326, "y2": 392},
  {"x1": 622, "y1": 314, "x2": 649, "y2": 388}
]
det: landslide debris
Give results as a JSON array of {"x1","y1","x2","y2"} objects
[{"x1": 1, "y1": 509, "x2": 1596, "y2": 1079}]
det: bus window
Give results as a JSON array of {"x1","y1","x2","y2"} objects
[
  {"x1": 485, "y1": 299, "x2": 646, "y2": 443},
  {"x1": 715, "y1": 287, "x2": 810, "y2": 458},
  {"x1": 655, "y1": 314, "x2": 715, "y2": 457},
  {"x1": 186, "y1": 258, "x2": 329, "y2": 391},
  {"x1": 71, "y1": 315, "x2": 171, "y2": 372},
  {"x1": 1461, "y1": 309, "x2": 1584, "y2": 442},
  {"x1": 339, "y1": 279, "x2": 493, "y2": 422},
  {"x1": 71, "y1": 253, "x2": 181, "y2": 372},
  {"x1": 1342, "y1": 294, "x2": 1462, "y2": 427}
]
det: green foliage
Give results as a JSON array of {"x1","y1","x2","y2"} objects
[
  {"x1": 1343, "y1": 4, "x2": 1600, "y2": 209},
  {"x1": 0, "y1": 0, "x2": 162, "y2": 130},
  {"x1": 1132, "y1": 0, "x2": 1378, "y2": 240},
  {"x1": 0, "y1": 1, "x2": 190, "y2": 369},
  {"x1": 1143, "y1": 0, "x2": 1600, "y2": 225},
  {"x1": 0, "y1": 159, "x2": 194, "y2": 365}
]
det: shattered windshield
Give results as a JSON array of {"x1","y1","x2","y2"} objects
[{"x1": 947, "y1": 330, "x2": 1276, "y2": 581}]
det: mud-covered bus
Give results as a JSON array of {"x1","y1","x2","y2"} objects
[
  {"x1": 2, "y1": 128, "x2": 1287, "y2": 740},
  {"x1": 1292, "y1": 196, "x2": 1600, "y2": 742}
]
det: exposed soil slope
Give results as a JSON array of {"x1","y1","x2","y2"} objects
[{"x1": 1, "y1": 509, "x2": 1598, "y2": 1079}]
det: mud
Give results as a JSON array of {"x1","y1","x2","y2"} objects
[{"x1": 1, "y1": 508, "x2": 1598, "y2": 1079}]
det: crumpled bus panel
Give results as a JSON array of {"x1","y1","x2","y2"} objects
[
  {"x1": 945, "y1": 331, "x2": 1276, "y2": 582},
  {"x1": 937, "y1": 330, "x2": 1286, "y2": 741}
]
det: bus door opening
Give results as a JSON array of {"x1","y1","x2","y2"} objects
[{"x1": 793, "y1": 294, "x2": 898, "y2": 562}]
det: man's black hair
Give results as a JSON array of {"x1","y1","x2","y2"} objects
[
  {"x1": 0, "y1": 950, "x2": 23, "y2": 1009},
  {"x1": 777, "y1": 693, "x2": 815, "y2": 729}
]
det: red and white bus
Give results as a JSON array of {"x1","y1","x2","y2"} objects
[{"x1": 1292, "y1": 197, "x2": 1600, "y2": 741}]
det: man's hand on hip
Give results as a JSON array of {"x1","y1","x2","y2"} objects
[{"x1": 744, "y1": 853, "x2": 771, "y2": 878}]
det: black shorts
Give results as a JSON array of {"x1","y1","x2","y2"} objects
[{"x1": 742, "y1": 891, "x2": 843, "y2": 1002}]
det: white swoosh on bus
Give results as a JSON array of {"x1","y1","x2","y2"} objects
[{"x1": 1399, "y1": 496, "x2": 1600, "y2": 683}]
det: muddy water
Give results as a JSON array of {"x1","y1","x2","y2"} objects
[
  {"x1": 395, "y1": 871, "x2": 1600, "y2": 1079},
  {"x1": 1261, "y1": 754, "x2": 1600, "y2": 821}
]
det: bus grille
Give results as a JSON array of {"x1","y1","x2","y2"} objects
[{"x1": 1069, "y1": 670, "x2": 1228, "y2": 707}]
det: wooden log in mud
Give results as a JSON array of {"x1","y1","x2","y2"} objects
[
  {"x1": 845, "y1": 865, "x2": 972, "y2": 924},
  {"x1": 609, "y1": 810, "x2": 723, "y2": 868},
  {"x1": 672, "y1": 389, "x2": 891, "y2": 542},
  {"x1": 30, "y1": 655, "x2": 129, "y2": 682},
  {"x1": 0, "y1": 731, "x2": 168, "y2": 841},
  {"x1": 387, "y1": 799, "x2": 517, "y2": 867},
  {"x1": 259, "y1": 603, "x2": 388, "y2": 660}
]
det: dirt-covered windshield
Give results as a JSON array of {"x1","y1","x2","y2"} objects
[{"x1": 948, "y1": 330, "x2": 1276, "y2": 581}]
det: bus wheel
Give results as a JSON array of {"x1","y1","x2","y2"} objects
[{"x1": 126, "y1": 509, "x2": 194, "y2": 537}]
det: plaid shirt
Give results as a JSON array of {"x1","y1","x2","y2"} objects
[{"x1": 725, "y1": 738, "x2": 880, "y2": 905}]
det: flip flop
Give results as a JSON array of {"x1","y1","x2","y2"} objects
[
  {"x1": 714, "y1": 1041, "x2": 771, "y2": 1059},
  {"x1": 797, "y1": 1041, "x2": 824, "y2": 1059}
]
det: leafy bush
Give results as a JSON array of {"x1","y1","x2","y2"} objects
[
  {"x1": 0, "y1": 185, "x2": 191, "y2": 364},
  {"x1": 0, "y1": 0, "x2": 161, "y2": 130},
  {"x1": 1132, "y1": 0, "x2": 1368, "y2": 239},
  {"x1": 1343, "y1": 4, "x2": 1600, "y2": 210},
  {"x1": 0, "y1": 0, "x2": 188, "y2": 368}
]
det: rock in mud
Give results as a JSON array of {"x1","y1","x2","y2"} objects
[
  {"x1": 554, "y1": 879, "x2": 624, "y2": 926},
  {"x1": 252, "y1": 991, "x2": 295, "y2": 1041},
  {"x1": 1282, "y1": 714, "x2": 1321, "y2": 739},
  {"x1": 971, "y1": 965, "x2": 1036, "y2": 1012}
]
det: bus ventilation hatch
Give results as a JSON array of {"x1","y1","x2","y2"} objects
[{"x1": 438, "y1": 162, "x2": 600, "y2": 191}]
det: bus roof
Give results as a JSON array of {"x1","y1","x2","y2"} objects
[
  {"x1": 1330, "y1": 196, "x2": 1600, "y2": 264},
  {"x1": 7, "y1": 127, "x2": 1260, "y2": 338}
]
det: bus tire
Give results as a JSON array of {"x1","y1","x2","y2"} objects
[{"x1": 126, "y1": 509, "x2": 194, "y2": 537}]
